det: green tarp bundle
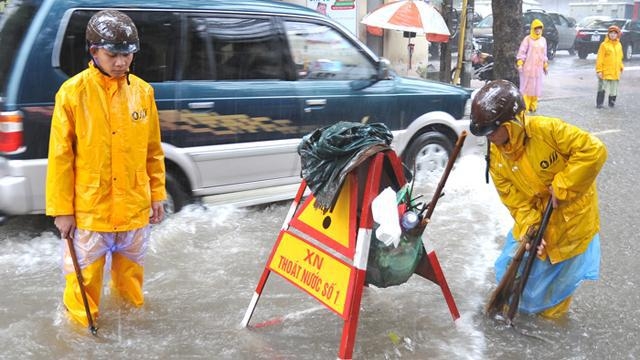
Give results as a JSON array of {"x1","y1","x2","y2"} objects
[{"x1": 297, "y1": 121, "x2": 392, "y2": 211}]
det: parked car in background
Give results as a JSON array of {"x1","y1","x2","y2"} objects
[
  {"x1": 575, "y1": 15, "x2": 612, "y2": 31},
  {"x1": 574, "y1": 19, "x2": 628, "y2": 59},
  {"x1": 621, "y1": 19, "x2": 640, "y2": 60},
  {"x1": 472, "y1": 13, "x2": 494, "y2": 52},
  {"x1": 429, "y1": 10, "x2": 483, "y2": 58},
  {"x1": 548, "y1": 12, "x2": 577, "y2": 54},
  {"x1": 0, "y1": 0, "x2": 475, "y2": 220},
  {"x1": 473, "y1": 10, "x2": 559, "y2": 59}
]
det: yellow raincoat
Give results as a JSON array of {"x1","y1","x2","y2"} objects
[
  {"x1": 46, "y1": 62, "x2": 166, "y2": 231},
  {"x1": 489, "y1": 115, "x2": 607, "y2": 264},
  {"x1": 596, "y1": 32, "x2": 624, "y2": 80}
]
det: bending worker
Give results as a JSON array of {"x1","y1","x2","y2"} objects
[
  {"x1": 46, "y1": 10, "x2": 166, "y2": 327},
  {"x1": 470, "y1": 80, "x2": 607, "y2": 319}
]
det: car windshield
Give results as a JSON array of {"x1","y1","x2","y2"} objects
[
  {"x1": 584, "y1": 19, "x2": 626, "y2": 30},
  {"x1": 476, "y1": 14, "x2": 492, "y2": 28},
  {"x1": 577, "y1": 16, "x2": 611, "y2": 28}
]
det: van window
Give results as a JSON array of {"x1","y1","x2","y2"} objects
[
  {"x1": 284, "y1": 21, "x2": 376, "y2": 81},
  {"x1": 0, "y1": 0, "x2": 41, "y2": 96},
  {"x1": 59, "y1": 10, "x2": 179, "y2": 82},
  {"x1": 183, "y1": 16, "x2": 286, "y2": 81}
]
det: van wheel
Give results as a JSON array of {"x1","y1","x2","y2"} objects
[
  {"x1": 578, "y1": 49, "x2": 588, "y2": 59},
  {"x1": 402, "y1": 132, "x2": 453, "y2": 183},
  {"x1": 547, "y1": 42, "x2": 557, "y2": 60},
  {"x1": 165, "y1": 172, "x2": 192, "y2": 215},
  {"x1": 624, "y1": 43, "x2": 632, "y2": 60}
]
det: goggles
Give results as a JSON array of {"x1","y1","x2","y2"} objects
[
  {"x1": 90, "y1": 41, "x2": 139, "y2": 55},
  {"x1": 470, "y1": 119, "x2": 502, "y2": 136}
]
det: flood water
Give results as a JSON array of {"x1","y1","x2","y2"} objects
[{"x1": 1, "y1": 151, "x2": 637, "y2": 359}]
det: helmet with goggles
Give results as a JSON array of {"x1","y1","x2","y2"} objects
[
  {"x1": 86, "y1": 10, "x2": 139, "y2": 54},
  {"x1": 469, "y1": 80, "x2": 525, "y2": 136}
]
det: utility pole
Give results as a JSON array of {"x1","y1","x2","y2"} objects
[
  {"x1": 439, "y1": 0, "x2": 453, "y2": 83},
  {"x1": 459, "y1": 0, "x2": 474, "y2": 87}
]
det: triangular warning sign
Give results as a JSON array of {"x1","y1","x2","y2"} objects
[{"x1": 289, "y1": 174, "x2": 357, "y2": 257}]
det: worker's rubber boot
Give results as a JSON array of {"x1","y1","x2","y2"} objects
[{"x1": 596, "y1": 90, "x2": 605, "y2": 109}]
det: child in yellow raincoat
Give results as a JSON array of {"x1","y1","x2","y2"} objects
[
  {"x1": 46, "y1": 10, "x2": 166, "y2": 328},
  {"x1": 595, "y1": 25, "x2": 624, "y2": 108}
]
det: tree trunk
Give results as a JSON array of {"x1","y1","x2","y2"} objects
[{"x1": 491, "y1": 0, "x2": 522, "y2": 86}]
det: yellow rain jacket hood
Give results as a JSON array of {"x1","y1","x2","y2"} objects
[
  {"x1": 596, "y1": 30, "x2": 624, "y2": 80},
  {"x1": 489, "y1": 115, "x2": 607, "y2": 263},
  {"x1": 46, "y1": 62, "x2": 166, "y2": 232},
  {"x1": 529, "y1": 19, "x2": 544, "y2": 40}
]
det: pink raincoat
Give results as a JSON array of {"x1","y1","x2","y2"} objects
[{"x1": 517, "y1": 19, "x2": 548, "y2": 97}]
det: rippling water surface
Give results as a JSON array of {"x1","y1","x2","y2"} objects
[{"x1": 0, "y1": 154, "x2": 637, "y2": 359}]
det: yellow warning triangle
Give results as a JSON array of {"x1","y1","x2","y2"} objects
[{"x1": 290, "y1": 174, "x2": 357, "y2": 257}]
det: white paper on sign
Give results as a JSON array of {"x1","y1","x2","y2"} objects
[{"x1": 371, "y1": 187, "x2": 401, "y2": 247}]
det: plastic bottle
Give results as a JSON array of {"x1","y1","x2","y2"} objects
[{"x1": 401, "y1": 211, "x2": 419, "y2": 231}]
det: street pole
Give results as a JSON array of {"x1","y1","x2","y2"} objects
[{"x1": 460, "y1": 0, "x2": 474, "y2": 87}]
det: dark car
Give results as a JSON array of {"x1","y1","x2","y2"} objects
[
  {"x1": 473, "y1": 10, "x2": 559, "y2": 60},
  {"x1": 429, "y1": 10, "x2": 483, "y2": 58},
  {"x1": 621, "y1": 20, "x2": 640, "y2": 60},
  {"x1": 574, "y1": 19, "x2": 627, "y2": 59}
]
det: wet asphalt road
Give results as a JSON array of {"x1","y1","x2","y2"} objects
[{"x1": 1, "y1": 52, "x2": 639, "y2": 359}]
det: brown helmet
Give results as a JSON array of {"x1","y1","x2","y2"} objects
[
  {"x1": 469, "y1": 80, "x2": 525, "y2": 136},
  {"x1": 86, "y1": 10, "x2": 139, "y2": 54},
  {"x1": 608, "y1": 25, "x2": 621, "y2": 34}
]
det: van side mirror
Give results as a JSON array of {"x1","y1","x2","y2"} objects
[
  {"x1": 350, "y1": 58, "x2": 391, "y2": 90},
  {"x1": 377, "y1": 57, "x2": 391, "y2": 79}
]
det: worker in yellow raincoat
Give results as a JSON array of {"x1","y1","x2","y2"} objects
[
  {"x1": 470, "y1": 80, "x2": 607, "y2": 319},
  {"x1": 46, "y1": 10, "x2": 166, "y2": 328},
  {"x1": 595, "y1": 25, "x2": 624, "y2": 108}
]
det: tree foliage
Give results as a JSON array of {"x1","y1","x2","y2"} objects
[{"x1": 491, "y1": 0, "x2": 523, "y2": 85}]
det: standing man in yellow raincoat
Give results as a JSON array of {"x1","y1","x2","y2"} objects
[
  {"x1": 470, "y1": 80, "x2": 607, "y2": 319},
  {"x1": 595, "y1": 25, "x2": 624, "y2": 108},
  {"x1": 46, "y1": 10, "x2": 166, "y2": 328}
]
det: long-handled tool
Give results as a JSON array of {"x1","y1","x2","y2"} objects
[
  {"x1": 505, "y1": 199, "x2": 554, "y2": 323},
  {"x1": 486, "y1": 198, "x2": 554, "y2": 323},
  {"x1": 65, "y1": 235, "x2": 98, "y2": 335},
  {"x1": 416, "y1": 131, "x2": 467, "y2": 229}
]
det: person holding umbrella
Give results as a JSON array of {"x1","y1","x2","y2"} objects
[
  {"x1": 470, "y1": 80, "x2": 607, "y2": 319},
  {"x1": 46, "y1": 10, "x2": 166, "y2": 329}
]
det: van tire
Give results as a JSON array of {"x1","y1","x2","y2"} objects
[
  {"x1": 624, "y1": 43, "x2": 632, "y2": 60},
  {"x1": 578, "y1": 49, "x2": 588, "y2": 59},
  {"x1": 547, "y1": 42, "x2": 557, "y2": 60},
  {"x1": 402, "y1": 132, "x2": 453, "y2": 179},
  {"x1": 165, "y1": 172, "x2": 192, "y2": 215}
]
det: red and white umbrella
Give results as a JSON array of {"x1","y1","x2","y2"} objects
[{"x1": 361, "y1": 0, "x2": 450, "y2": 43}]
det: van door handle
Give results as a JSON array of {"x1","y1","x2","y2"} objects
[
  {"x1": 304, "y1": 99, "x2": 326, "y2": 112},
  {"x1": 188, "y1": 102, "x2": 215, "y2": 110}
]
